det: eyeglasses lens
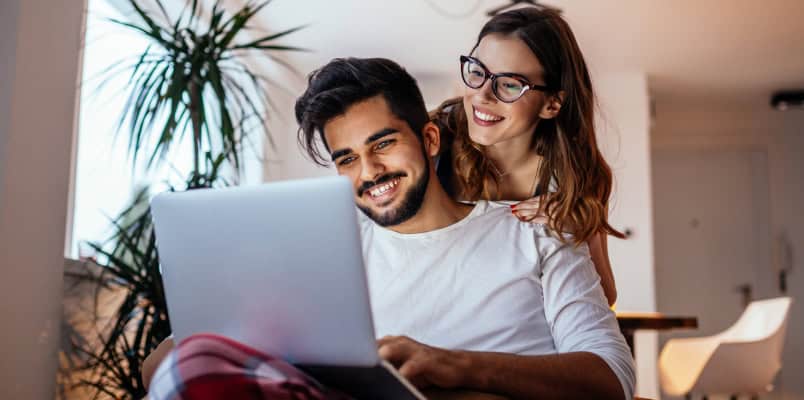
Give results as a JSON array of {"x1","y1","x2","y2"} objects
[
  {"x1": 462, "y1": 60, "x2": 486, "y2": 88},
  {"x1": 461, "y1": 57, "x2": 528, "y2": 103},
  {"x1": 494, "y1": 76, "x2": 525, "y2": 102}
]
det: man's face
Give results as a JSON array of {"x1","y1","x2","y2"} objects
[{"x1": 323, "y1": 95, "x2": 430, "y2": 227}]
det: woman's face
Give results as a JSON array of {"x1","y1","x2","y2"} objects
[{"x1": 462, "y1": 33, "x2": 553, "y2": 147}]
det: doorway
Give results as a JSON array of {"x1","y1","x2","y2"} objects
[{"x1": 652, "y1": 148, "x2": 773, "y2": 398}]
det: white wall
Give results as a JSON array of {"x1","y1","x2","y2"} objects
[
  {"x1": 653, "y1": 100, "x2": 804, "y2": 399},
  {"x1": 0, "y1": 0, "x2": 85, "y2": 398},
  {"x1": 596, "y1": 73, "x2": 656, "y2": 312},
  {"x1": 595, "y1": 73, "x2": 659, "y2": 399},
  {"x1": 0, "y1": 0, "x2": 20, "y2": 206}
]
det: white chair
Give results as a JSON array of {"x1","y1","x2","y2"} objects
[{"x1": 659, "y1": 297, "x2": 792, "y2": 399}]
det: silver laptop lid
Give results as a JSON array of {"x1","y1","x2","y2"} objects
[{"x1": 150, "y1": 176, "x2": 379, "y2": 366}]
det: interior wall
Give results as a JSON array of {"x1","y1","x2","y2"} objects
[
  {"x1": 0, "y1": 0, "x2": 86, "y2": 398},
  {"x1": 652, "y1": 100, "x2": 804, "y2": 399},
  {"x1": 594, "y1": 73, "x2": 659, "y2": 399},
  {"x1": 0, "y1": 0, "x2": 20, "y2": 207}
]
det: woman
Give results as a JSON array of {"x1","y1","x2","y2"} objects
[{"x1": 433, "y1": 7, "x2": 624, "y2": 305}]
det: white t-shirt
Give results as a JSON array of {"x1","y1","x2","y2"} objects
[{"x1": 359, "y1": 201, "x2": 635, "y2": 400}]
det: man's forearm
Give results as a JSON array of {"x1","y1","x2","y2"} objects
[
  {"x1": 142, "y1": 338, "x2": 175, "y2": 389},
  {"x1": 458, "y1": 350, "x2": 624, "y2": 400}
]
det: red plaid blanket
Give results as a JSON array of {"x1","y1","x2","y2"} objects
[{"x1": 148, "y1": 334, "x2": 352, "y2": 400}]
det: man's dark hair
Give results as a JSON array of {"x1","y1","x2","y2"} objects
[{"x1": 295, "y1": 57, "x2": 429, "y2": 165}]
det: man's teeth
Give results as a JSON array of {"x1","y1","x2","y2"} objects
[
  {"x1": 369, "y1": 179, "x2": 398, "y2": 197},
  {"x1": 474, "y1": 108, "x2": 503, "y2": 122}
]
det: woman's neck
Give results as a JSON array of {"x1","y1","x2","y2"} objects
[
  {"x1": 484, "y1": 132, "x2": 535, "y2": 176},
  {"x1": 484, "y1": 134, "x2": 544, "y2": 200}
]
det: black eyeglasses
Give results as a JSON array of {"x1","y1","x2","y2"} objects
[{"x1": 460, "y1": 55, "x2": 551, "y2": 103}]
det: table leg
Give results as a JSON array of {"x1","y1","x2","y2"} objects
[{"x1": 623, "y1": 329, "x2": 635, "y2": 357}]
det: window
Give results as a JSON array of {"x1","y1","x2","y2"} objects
[{"x1": 70, "y1": 0, "x2": 263, "y2": 257}]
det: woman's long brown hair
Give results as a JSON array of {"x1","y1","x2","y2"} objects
[{"x1": 433, "y1": 7, "x2": 625, "y2": 244}]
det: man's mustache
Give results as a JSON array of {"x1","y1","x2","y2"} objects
[{"x1": 357, "y1": 173, "x2": 406, "y2": 197}]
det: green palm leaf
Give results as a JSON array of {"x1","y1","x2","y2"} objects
[{"x1": 70, "y1": 0, "x2": 306, "y2": 397}]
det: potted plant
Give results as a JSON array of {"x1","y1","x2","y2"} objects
[{"x1": 61, "y1": 1, "x2": 304, "y2": 398}]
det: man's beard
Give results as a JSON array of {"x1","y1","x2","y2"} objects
[{"x1": 357, "y1": 160, "x2": 429, "y2": 227}]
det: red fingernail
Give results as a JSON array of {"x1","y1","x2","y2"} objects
[{"x1": 511, "y1": 204, "x2": 517, "y2": 209}]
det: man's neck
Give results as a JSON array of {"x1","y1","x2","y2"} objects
[{"x1": 387, "y1": 178, "x2": 474, "y2": 235}]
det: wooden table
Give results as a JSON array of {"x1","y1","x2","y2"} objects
[
  {"x1": 616, "y1": 312, "x2": 698, "y2": 356},
  {"x1": 423, "y1": 389, "x2": 507, "y2": 400}
]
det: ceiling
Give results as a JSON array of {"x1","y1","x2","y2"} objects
[{"x1": 252, "y1": 0, "x2": 804, "y2": 105}]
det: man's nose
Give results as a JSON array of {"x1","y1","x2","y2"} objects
[{"x1": 359, "y1": 155, "x2": 385, "y2": 182}]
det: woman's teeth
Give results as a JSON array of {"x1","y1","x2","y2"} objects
[
  {"x1": 474, "y1": 108, "x2": 503, "y2": 122},
  {"x1": 369, "y1": 179, "x2": 398, "y2": 197}
]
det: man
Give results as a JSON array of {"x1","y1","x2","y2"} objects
[{"x1": 144, "y1": 58, "x2": 635, "y2": 400}]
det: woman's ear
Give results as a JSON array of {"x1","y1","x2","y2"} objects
[
  {"x1": 539, "y1": 90, "x2": 565, "y2": 120},
  {"x1": 421, "y1": 121, "x2": 441, "y2": 157}
]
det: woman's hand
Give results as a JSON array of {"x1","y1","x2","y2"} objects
[{"x1": 510, "y1": 196, "x2": 549, "y2": 224}]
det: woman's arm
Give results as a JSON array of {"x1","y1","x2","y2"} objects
[
  {"x1": 589, "y1": 232, "x2": 617, "y2": 306},
  {"x1": 512, "y1": 197, "x2": 618, "y2": 306}
]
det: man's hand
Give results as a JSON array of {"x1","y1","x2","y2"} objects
[
  {"x1": 142, "y1": 337, "x2": 175, "y2": 389},
  {"x1": 377, "y1": 335, "x2": 471, "y2": 389}
]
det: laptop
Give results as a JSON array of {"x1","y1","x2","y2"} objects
[{"x1": 150, "y1": 176, "x2": 426, "y2": 400}]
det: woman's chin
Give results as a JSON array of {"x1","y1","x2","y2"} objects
[{"x1": 468, "y1": 130, "x2": 499, "y2": 147}]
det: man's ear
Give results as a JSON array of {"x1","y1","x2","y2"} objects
[
  {"x1": 538, "y1": 90, "x2": 566, "y2": 120},
  {"x1": 421, "y1": 121, "x2": 441, "y2": 157}
]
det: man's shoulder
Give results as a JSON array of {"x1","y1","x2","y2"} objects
[
  {"x1": 471, "y1": 201, "x2": 550, "y2": 234},
  {"x1": 472, "y1": 200, "x2": 511, "y2": 217},
  {"x1": 470, "y1": 201, "x2": 583, "y2": 258}
]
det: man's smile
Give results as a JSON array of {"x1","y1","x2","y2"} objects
[{"x1": 365, "y1": 177, "x2": 401, "y2": 205}]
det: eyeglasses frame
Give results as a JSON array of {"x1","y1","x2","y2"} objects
[{"x1": 459, "y1": 55, "x2": 552, "y2": 103}]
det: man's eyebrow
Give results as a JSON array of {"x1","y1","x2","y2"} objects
[
  {"x1": 330, "y1": 128, "x2": 399, "y2": 162},
  {"x1": 330, "y1": 147, "x2": 352, "y2": 162},
  {"x1": 365, "y1": 128, "x2": 398, "y2": 145}
]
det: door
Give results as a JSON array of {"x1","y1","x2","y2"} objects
[{"x1": 652, "y1": 149, "x2": 773, "y2": 397}]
